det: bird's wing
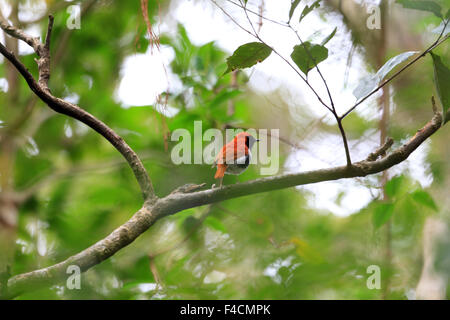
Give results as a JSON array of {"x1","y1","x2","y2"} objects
[{"x1": 214, "y1": 139, "x2": 248, "y2": 165}]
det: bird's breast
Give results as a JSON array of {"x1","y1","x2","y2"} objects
[{"x1": 225, "y1": 151, "x2": 251, "y2": 175}]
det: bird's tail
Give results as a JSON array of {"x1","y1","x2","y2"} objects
[{"x1": 214, "y1": 164, "x2": 227, "y2": 179}]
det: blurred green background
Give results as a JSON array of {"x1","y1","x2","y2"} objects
[{"x1": 0, "y1": 0, "x2": 449, "y2": 299}]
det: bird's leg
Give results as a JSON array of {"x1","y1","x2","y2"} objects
[{"x1": 212, "y1": 177, "x2": 223, "y2": 189}]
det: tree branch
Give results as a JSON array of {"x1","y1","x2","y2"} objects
[
  {"x1": 336, "y1": 116, "x2": 352, "y2": 166},
  {"x1": 0, "y1": 11, "x2": 41, "y2": 53},
  {"x1": 224, "y1": 0, "x2": 288, "y2": 27},
  {"x1": 1, "y1": 5, "x2": 448, "y2": 299},
  {"x1": 1, "y1": 106, "x2": 445, "y2": 299},
  {"x1": 3, "y1": 205, "x2": 156, "y2": 298},
  {"x1": 366, "y1": 137, "x2": 394, "y2": 161},
  {"x1": 35, "y1": 15, "x2": 53, "y2": 91},
  {"x1": 0, "y1": 17, "x2": 155, "y2": 201},
  {"x1": 287, "y1": 24, "x2": 336, "y2": 111}
]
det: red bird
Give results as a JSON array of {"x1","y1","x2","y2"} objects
[{"x1": 213, "y1": 132, "x2": 258, "y2": 187}]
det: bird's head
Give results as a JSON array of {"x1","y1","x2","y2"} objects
[{"x1": 234, "y1": 132, "x2": 259, "y2": 149}]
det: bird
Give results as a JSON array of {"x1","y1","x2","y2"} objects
[{"x1": 212, "y1": 132, "x2": 259, "y2": 187}]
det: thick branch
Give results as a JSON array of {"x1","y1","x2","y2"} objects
[
  {"x1": 2, "y1": 109, "x2": 445, "y2": 298},
  {"x1": 4, "y1": 205, "x2": 156, "y2": 298},
  {"x1": 0, "y1": 21, "x2": 155, "y2": 201}
]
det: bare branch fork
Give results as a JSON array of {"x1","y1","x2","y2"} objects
[{"x1": 0, "y1": 10, "x2": 449, "y2": 299}]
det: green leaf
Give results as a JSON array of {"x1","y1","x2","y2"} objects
[
  {"x1": 430, "y1": 52, "x2": 450, "y2": 123},
  {"x1": 224, "y1": 42, "x2": 272, "y2": 74},
  {"x1": 431, "y1": 20, "x2": 450, "y2": 37},
  {"x1": 394, "y1": 196, "x2": 421, "y2": 232},
  {"x1": 289, "y1": 0, "x2": 302, "y2": 22},
  {"x1": 299, "y1": 0, "x2": 321, "y2": 22},
  {"x1": 385, "y1": 175, "x2": 405, "y2": 198},
  {"x1": 373, "y1": 202, "x2": 395, "y2": 229},
  {"x1": 205, "y1": 216, "x2": 227, "y2": 233},
  {"x1": 290, "y1": 42, "x2": 328, "y2": 75},
  {"x1": 321, "y1": 27, "x2": 337, "y2": 46},
  {"x1": 411, "y1": 190, "x2": 438, "y2": 211},
  {"x1": 396, "y1": 0, "x2": 442, "y2": 18},
  {"x1": 446, "y1": 8, "x2": 450, "y2": 19},
  {"x1": 353, "y1": 51, "x2": 417, "y2": 100}
]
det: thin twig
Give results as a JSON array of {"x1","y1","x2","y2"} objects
[
  {"x1": 224, "y1": 0, "x2": 288, "y2": 27},
  {"x1": 216, "y1": 0, "x2": 350, "y2": 163},
  {"x1": 366, "y1": 137, "x2": 394, "y2": 161},
  {"x1": 0, "y1": 11, "x2": 41, "y2": 52},
  {"x1": 287, "y1": 24, "x2": 336, "y2": 112},
  {"x1": 210, "y1": 0, "x2": 333, "y2": 113},
  {"x1": 240, "y1": 0, "x2": 258, "y2": 35},
  {"x1": 341, "y1": 19, "x2": 450, "y2": 119},
  {"x1": 35, "y1": 15, "x2": 54, "y2": 91}
]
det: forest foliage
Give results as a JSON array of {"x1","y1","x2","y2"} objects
[{"x1": 0, "y1": 0, "x2": 449, "y2": 299}]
